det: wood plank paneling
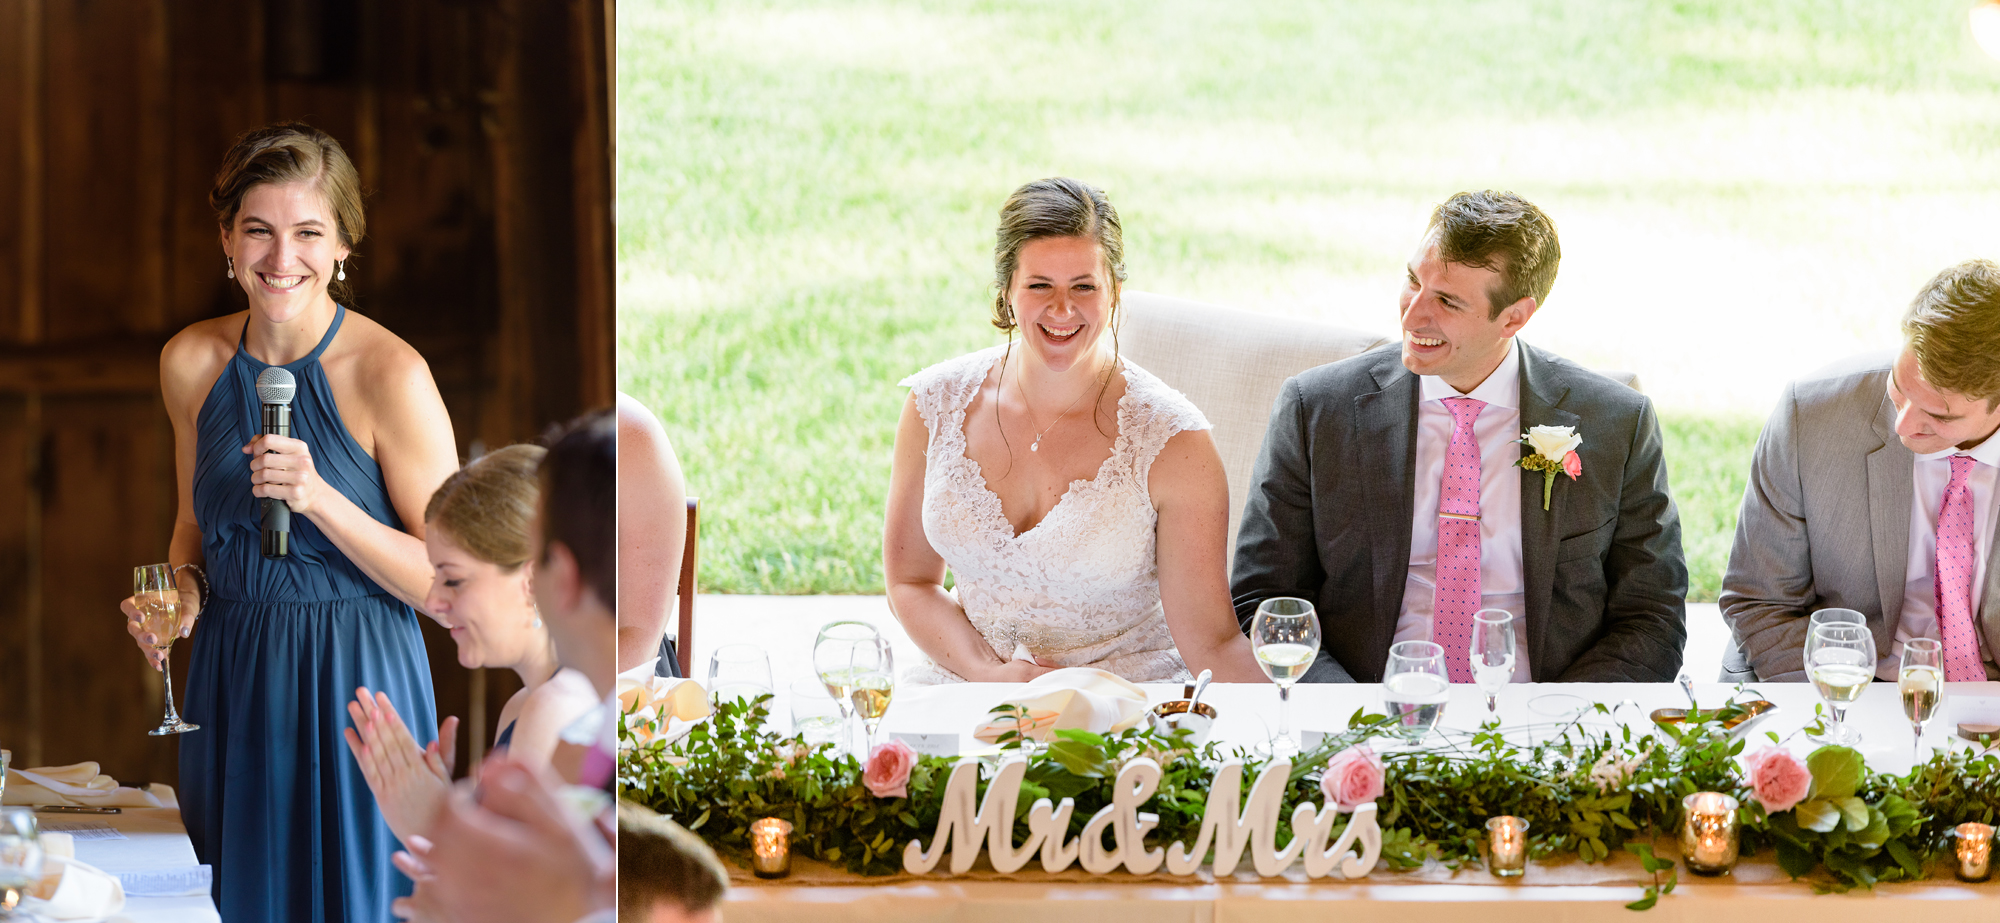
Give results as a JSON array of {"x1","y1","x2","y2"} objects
[
  {"x1": 166, "y1": 0, "x2": 264, "y2": 332},
  {"x1": 0, "y1": 397, "x2": 32, "y2": 764},
  {"x1": 0, "y1": 1, "x2": 28, "y2": 340}
]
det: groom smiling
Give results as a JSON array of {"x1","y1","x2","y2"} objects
[{"x1": 1232, "y1": 191, "x2": 1688, "y2": 683}]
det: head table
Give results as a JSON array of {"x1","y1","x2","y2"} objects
[{"x1": 719, "y1": 679, "x2": 2000, "y2": 923}]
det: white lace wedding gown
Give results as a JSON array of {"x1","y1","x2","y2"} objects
[{"x1": 900, "y1": 345, "x2": 1208, "y2": 685}]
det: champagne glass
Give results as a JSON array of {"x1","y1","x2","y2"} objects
[
  {"x1": 706, "y1": 644, "x2": 773, "y2": 708},
  {"x1": 1470, "y1": 608, "x2": 1516, "y2": 717},
  {"x1": 0, "y1": 807, "x2": 40, "y2": 914},
  {"x1": 135, "y1": 564, "x2": 199, "y2": 735},
  {"x1": 1806, "y1": 622, "x2": 1875, "y2": 746},
  {"x1": 1383, "y1": 640, "x2": 1449, "y2": 745},
  {"x1": 1250, "y1": 597, "x2": 1320, "y2": 759},
  {"x1": 849, "y1": 640, "x2": 895, "y2": 752},
  {"x1": 1900, "y1": 637, "x2": 1944, "y2": 761},
  {"x1": 814, "y1": 620, "x2": 883, "y2": 758}
]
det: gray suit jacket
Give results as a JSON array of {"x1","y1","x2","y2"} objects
[
  {"x1": 1719, "y1": 353, "x2": 2000, "y2": 683},
  {"x1": 1231, "y1": 342, "x2": 1688, "y2": 683}
]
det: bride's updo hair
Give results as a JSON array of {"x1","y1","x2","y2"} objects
[
  {"x1": 990, "y1": 178, "x2": 1128, "y2": 332},
  {"x1": 424, "y1": 444, "x2": 547, "y2": 571},
  {"x1": 210, "y1": 121, "x2": 367, "y2": 303}
]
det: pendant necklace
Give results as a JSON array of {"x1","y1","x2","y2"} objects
[{"x1": 1021, "y1": 362, "x2": 1098, "y2": 453}]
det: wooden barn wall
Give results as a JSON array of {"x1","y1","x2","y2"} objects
[{"x1": 0, "y1": 0, "x2": 614, "y2": 786}]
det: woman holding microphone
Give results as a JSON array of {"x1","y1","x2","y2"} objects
[{"x1": 120, "y1": 122, "x2": 459, "y2": 922}]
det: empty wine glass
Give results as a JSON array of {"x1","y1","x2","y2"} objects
[
  {"x1": 1383, "y1": 640, "x2": 1449, "y2": 745},
  {"x1": 789, "y1": 680, "x2": 843, "y2": 748},
  {"x1": 1900, "y1": 637, "x2": 1944, "y2": 762},
  {"x1": 0, "y1": 807, "x2": 39, "y2": 914},
  {"x1": 1250, "y1": 597, "x2": 1320, "y2": 759},
  {"x1": 1807, "y1": 622, "x2": 1875, "y2": 746},
  {"x1": 1470, "y1": 608, "x2": 1516, "y2": 717},
  {"x1": 850, "y1": 640, "x2": 895, "y2": 752},
  {"x1": 706, "y1": 644, "x2": 773, "y2": 708},
  {"x1": 814, "y1": 620, "x2": 883, "y2": 757},
  {"x1": 134, "y1": 564, "x2": 199, "y2": 736}
]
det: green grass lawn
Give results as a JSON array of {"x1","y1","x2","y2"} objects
[{"x1": 620, "y1": 0, "x2": 1998, "y2": 598}]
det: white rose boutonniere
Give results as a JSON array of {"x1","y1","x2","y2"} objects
[{"x1": 1517, "y1": 424, "x2": 1583, "y2": 511}]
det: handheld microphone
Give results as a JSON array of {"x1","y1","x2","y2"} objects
[{"x1": 256, "y1": 367, "x2": 296, "y2": 559}]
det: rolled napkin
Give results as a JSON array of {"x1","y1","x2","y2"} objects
[
  {"x1": 616, "y1": 675, "x2": 711, "y2": 749},
  {"x1": 4, "y1": 762, "x2": 170, "y2": 808},
  {"x1": 21, "y1": 854, "x2": 126, "y2": 921},
  {"x1": 971, "y1": 668, "x2": 1149, "y2": 743}
]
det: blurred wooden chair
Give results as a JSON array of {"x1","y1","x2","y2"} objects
[{"x1": 676, "y1": 496, "x2": 698, "y2": 677}]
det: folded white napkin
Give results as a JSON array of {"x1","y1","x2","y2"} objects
[
  {"x1": 22, "y1": 854, "x2": 126, "y2": 921},
  {"x1": 971, "y1": 668, "x2": 1150, "y2": 743},
  {"x1": 3, "y1": 763, "x2": 169, "y2": 808},
  {"x1": 616, "y1": 675, "x2": 710, "y2": 750}
]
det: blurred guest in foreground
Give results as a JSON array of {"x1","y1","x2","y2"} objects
[{"x1": 618, "y1": 801, "x2": 729, "y2": 922}]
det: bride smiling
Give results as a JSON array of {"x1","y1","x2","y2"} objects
[{"x1": 884, "y1": 177, "x2": 1266, "y2": 686}]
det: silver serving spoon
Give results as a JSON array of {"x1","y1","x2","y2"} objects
[
  {"x1": 1187, "y1": 669, "x2": 1214, "y2": 714},
  {"x1": 1678, "y1": 672, "x2": 1698, "y2": 710}
]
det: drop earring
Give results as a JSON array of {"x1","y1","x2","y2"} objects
[
  {"x1": 226, "y1": 257, "x2": 235, "y2": 280},
  {"x1": 336, "y1": 260, "x2": 346, "y2": 282},
  {"x1": 529, "y1": 603, "x2": 542, "y2": 629}
]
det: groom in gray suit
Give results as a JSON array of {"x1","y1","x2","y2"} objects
[
  {"x1": 1232, "y1": 191, "x2": 1688, "y2": 683},
  {"x1": 1721, "y1": 260, "x2": 2000, "y2": 683}
]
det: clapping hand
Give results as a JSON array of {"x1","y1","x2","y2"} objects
[{"x1": 342, "y1": 687, "x2": 458, "y2": 844}]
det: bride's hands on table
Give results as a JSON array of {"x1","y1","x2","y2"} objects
[{"x1": 344, "y1": 687, "x2": 459, "y2": 843}]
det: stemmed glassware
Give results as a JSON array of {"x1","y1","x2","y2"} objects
[
  {"x1": 0, "y1": 807, "x2": 40, "y2": 914},
  {"x1": 1899, "y1": 637, "x2": 1944, "y2": 761},
  {"x1": 1383, "y1": 640, "x2": 1449, "y2": 745},
  {"x1": 706, "y1": 644, "x2": 774, "y2": 707},
  {"x1": 1250, "y1": 597, "x2": 1320, "y2": 759},
  {"x1": 1470, "y1": 608, "x2": 1516, "y2": 717},
  {"x1": 814, "y1": 620, "x2": 884, "y2": 757},
  {"x1": 848, "y1": 641, "x2": 895, "y2": 753},
  {"x1": 134, "y1": 564, "x2": 199, "y2": 736},
  {"x1": 1806, "y1": 622, "x2": 1875, "y2": 746}
]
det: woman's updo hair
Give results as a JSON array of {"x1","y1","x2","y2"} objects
[
  {"x1": 424, "y1": 444, "x2": 548, "y2": 571},
  {"x1": 210, "y1": 121, "x2": 366, "y2": 304},
  {"x1": 990, "y1": 177, "x2": 1128, "y2": 331}
]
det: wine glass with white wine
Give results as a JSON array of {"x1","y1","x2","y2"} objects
[
  {"x1": 1383, "y1": 640, "x2": 1450, "y2": 745},
  {"x1": 814, "y1": 620, "x2": 883, "y2": 758},
  {"x1": 1806, "y1": 622, "x2": 1874, "y2": 746},
  {"x1": 134, "y1": 564, "x2": 199, "y2": 736},
  {"x1": 1251, "y1": 597, "x2": 1320, "y2": 759},
  {"x1": 1900, "y1": 637, "x2": 1944, "y2": 762},
  {"x1": 849, "y1": 639, "x2": 895, "y2": 753},
  {"x1": 1470, "y1": 609, "x2": 1516, "y2": 717}
]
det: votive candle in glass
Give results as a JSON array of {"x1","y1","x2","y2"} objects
[
  {"x1": 1957, "y1": 822, "x2": 1993, "y2": 882},
  {"x1": 750, "y1": 818, "x2": 794, "y2": 878},
  {"x1": 1679, "y1": 792, "x2": 1740, "y2": 875},
  {"x1": 1486, "y1": 816, "x2": 1529, "y2": 877}
]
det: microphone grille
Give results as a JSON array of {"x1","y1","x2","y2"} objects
[{"x1": 256, "y1": 367, "x2": 297, "y2": 405}]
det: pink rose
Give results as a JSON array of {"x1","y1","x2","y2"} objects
[
  {"x1": 863, "y1": 740, "x2": 918, "y2": 798},
  {"x1": 1320, "y1": 745, "x2": 1385, "y2": 812},
  {"x1": 1745, "y1": 746, "x2": 1811, "y2": 813},
  {"x1": 1562, "y1": 450, "x2": 1583, "y2": 480}
]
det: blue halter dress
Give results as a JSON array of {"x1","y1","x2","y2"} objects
[{"x1": 180, "y1": 304, "x2": 438, "y2": 922}]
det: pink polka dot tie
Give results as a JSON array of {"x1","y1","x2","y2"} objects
[
  {"x1": 1433, "y1": 397, "x2": 1486, "y2": 684},
  {"x1": 1936, "y1": 454, "x2": 1985, "y2": 682}
]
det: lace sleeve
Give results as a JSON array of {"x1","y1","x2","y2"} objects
[
  {"x1": 1120, "y1": 361, "x2": 1212, "y2": 487},
  {"x1": 899, "y1": 347, "x2": 1004, "y2": 450}
]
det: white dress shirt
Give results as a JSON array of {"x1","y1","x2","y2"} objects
[
  {"x1": 1881, "y1": 433, "x2": 2000, "y2": 679},
  {"x1": 1396, "y1": 339, "x2": 1531, "y2": 681}
]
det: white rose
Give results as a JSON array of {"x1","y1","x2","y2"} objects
[{"x1": 1524, "y1": 425, "x2": 1581, "y2": 460}]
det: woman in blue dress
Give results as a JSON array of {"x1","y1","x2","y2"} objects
[{"x1": 119, "y1": 122, "x2": 460, "y2": 922}]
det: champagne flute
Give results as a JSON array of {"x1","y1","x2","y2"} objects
[
  {"x1": 134, "y1": 564, "x2": 199, "y2": 736},
  {"x1": 1383, "y1": 640, "x2": 1449, "y2": 745},
  {"x1": 706, "y1": 644, "x2": 773, "y2": 707},
  {"x1": 1900, "y1": 637, "x2": 1944, "y2": 761},
  {"x1": 1806, "y1": 622, "x2": 1874, "y2": 746},
  {"x1": 1250, "y1": 597, "x2": 1320, "y2": 759},
  {"x1": 814, "y1": 620, "x2": 882, "y2": 758},
  {"x1": 849, "y1": 640, "x2": 895, "y2": 753},
  {"x1": 0, "y1": 808, "x2": 39, "y2": 914},
  {"x1": 1470, "y1": 608, "x2": 1516, "y2": 717}
]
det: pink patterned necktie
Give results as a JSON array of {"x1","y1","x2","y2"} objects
[
  {"x1": 1433, "y1": 396, "x2": 1486, "y2": 683},
  {"x1": 1936, "y1": 454, "x2": 1985, "y2": 682}
]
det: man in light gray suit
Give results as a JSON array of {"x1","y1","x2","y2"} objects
[
  {"x1": 1722, "y1": 260, "x2": 2000, "y2": 683},
  {"x1": 1232, "y1": 191, "x2": 1688, "y2": 684}
]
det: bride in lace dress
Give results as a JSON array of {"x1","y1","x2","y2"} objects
[{"x1": 884, "y1": 178, "x2": 1267, "y2": 686}]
